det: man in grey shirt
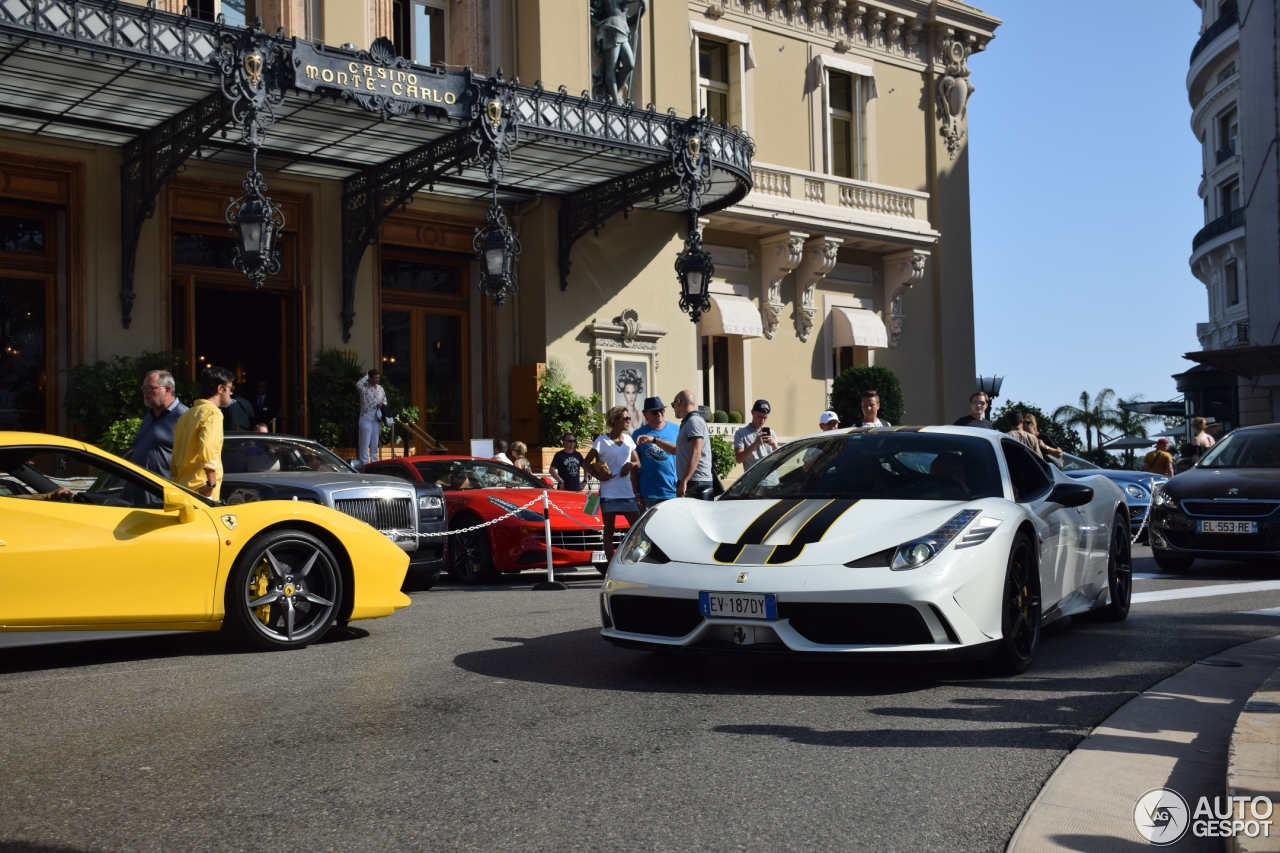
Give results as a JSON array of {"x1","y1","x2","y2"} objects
[
  {"x1": 130, "y1": 370, "x2": 188, "y2": 477},
  {"x1": 672, "y1": 389, "x2": 714, "y2": 499},
  {"x1": 734, "y1": 398, "x2": 778, "y2": 473}
]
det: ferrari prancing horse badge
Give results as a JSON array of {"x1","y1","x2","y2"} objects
[{"x1": 220, "y1": 514, "x2": 238, "y2": 531}]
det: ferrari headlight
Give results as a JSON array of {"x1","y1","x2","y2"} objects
[
  {"x1": 618, "y1": 513, "x2": 668, "y2": 565},
  {"x1": 891, "y1": 509, "x2": 980, "y2": 571},
  {"x1": 1125, "y1": 484, "x2": 1146, "y2": 500},
  {"x1": 1151, "y1": 486, "x2": 1173, "y2": 507}
]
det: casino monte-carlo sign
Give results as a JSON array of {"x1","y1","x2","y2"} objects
[{"x1": 291, "y1": 38, "x2": 475, "y2": 119}]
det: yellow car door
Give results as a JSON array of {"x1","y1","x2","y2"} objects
[{"x1": 0, "y1": 448, "x2": 222, "y2": 627}]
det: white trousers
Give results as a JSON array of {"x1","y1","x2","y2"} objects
[{"x1": 358, "y1": 416, "x2": 380, "y2": 465}]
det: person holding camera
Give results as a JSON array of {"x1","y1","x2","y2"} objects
[{"x1": 734, "y1": 399, "x2": 778, "y2": 474}]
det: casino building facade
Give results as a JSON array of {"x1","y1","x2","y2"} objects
[{"x1": 0, "y1": 0, "x2": 998, "y2": 455}]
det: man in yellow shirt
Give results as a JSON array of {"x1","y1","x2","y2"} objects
[
  {"x1": 1142, "y1": 438, "x2": 1176, "y2": 478},
  {"x1": 171, "y1": 366, "x2": 234, "y2": 500}
]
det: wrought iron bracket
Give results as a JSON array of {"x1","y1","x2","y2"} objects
[
  {"x1": 119, "y1": 91, "x2": 231, "y2": 329},
  {"x1": 557, "y1": 160, "x2": 678, "y2": 290},
  {"x1": 340, "y1": 125, "x2": 477, "y2": 342}
]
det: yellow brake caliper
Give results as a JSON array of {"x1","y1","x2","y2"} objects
[{"x1": 250, "y1": 561, "x2": 272, "y2": 625}]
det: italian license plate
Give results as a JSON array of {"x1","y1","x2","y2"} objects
[
  {"x1": 699, "y1": 591, "x2": 777, "y2": 620},
  {"x1": 1198, "y1": 520, "x2": 1258, "y2": 534},
  {"x1": 591, "y1": 550, "x2": 607, "y2": 563}
]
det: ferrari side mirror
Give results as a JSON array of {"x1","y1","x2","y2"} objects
[
  {"x1": 1047, "y1": 482, "x2": 1093, "y2": 508},
  {"x1": 164, "y1": 485, "x2": 197, "y2": 524}
]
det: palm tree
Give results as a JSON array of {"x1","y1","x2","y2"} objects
[{"x1": 1054, "y1": 389, "x2": 1120, "y2": 454}]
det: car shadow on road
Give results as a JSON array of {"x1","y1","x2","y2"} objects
[{"x1": 0, "y1": 842, "x2": 96, "y2": 853}]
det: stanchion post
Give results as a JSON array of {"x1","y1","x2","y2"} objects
[{"x1": 532, "y1": 489, "x2": 567, "y2": 590}]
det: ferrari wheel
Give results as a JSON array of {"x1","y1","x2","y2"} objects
[
  {"x1": 450, "y1": 516, "x2": 498, "y2": 584},
  {"x1": 223, "y1": 529, "x2": 343, "y2": 651},
  {"x1": 990, "y1": 532, "x2": 1041, "y2": 675},
  {"x1": 1153, "y1": 549, "x2": 1194, "y2": 572},
  {"x1": 1092, "y1": 519, "x2": 1132, "y2": 621}
]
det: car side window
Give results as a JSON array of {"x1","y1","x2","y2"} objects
[
  {"x1": 1001, "y1": 441, "x2": 1053, "y2": 503},
  {"x1": 0, "y1": 449, "x2": 163, "y2": 509}
]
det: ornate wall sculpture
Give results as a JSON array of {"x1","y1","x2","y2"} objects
[
  {"x1": 793, "y1": 236, "x2": 843, "y2": 342},
  {"x1": 758, "y1": 231, "x2": 808, "y2": 340},
  {"x1": 935, "y1": 31, "x2": 975, "y2": 159},
  {"x1": 882, "y1": 249, "x2": 928, "y2": 348},
  {"x1": 586, "y1": 308, "x2": 667, "y2": 411},
  {"x1": 590, "y1": 0, "x2": 646, "y2": 104}
]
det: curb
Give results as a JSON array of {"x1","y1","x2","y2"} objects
[
  {"x1": 1007, "y1": 634, "x2": 1280, "y2": 852},
  {"x1": 1227, "y1": 665, "x2": 1280, "y2": 853}
]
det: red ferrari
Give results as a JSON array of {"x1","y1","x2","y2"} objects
[{"x1": 363, "y1": 456, "x2": 627, "y2": 583}]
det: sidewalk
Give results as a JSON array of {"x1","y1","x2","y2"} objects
[
  {"x1": 1008, "y1": 634, "x2": 1280, "y2": 852},
  {"x1": 1228, "y1": 666, "x2": 1280, "y2": 853}
]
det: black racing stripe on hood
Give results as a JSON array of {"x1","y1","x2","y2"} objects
[
  {"x1": 734, "y1": 499, "x2": 804, "y2": 546},
  {"x1": 714, "y1": 542, "x2": 746, "y2": 563},
  {"x1": 765, "y1": 499, "x2": 858, "y2": 564}
]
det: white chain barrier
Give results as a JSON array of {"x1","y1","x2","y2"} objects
[{"x1": 412, "y1": 493, "x2": 548, "y2": 538}]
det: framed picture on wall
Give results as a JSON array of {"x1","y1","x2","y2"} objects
[{"x1": 612, "y1": 359, "x2": 648, "y2": 428}]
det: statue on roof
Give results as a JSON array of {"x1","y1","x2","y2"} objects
[{"x1": 590, "y1": 0, "x2": 646, "y2": 104}]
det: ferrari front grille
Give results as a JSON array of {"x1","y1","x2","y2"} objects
[
  {"x1": 777, "y1": 602, "x2": 934, "y2": 645},
  {"x1": 609, "y1": 595, "x2": 702, "y2": 638},
  {"x1": 546, "y1": 529, "x2": 624, "y2": 551},
  {"x1": 334, "y1": 497, "x2": 415, "y2": 532}
]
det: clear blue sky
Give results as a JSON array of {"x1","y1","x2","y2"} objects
[{"x1": 968, "y1": 0, "x2": 1205, "y2": 422}]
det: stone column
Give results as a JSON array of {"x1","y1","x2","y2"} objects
[{"x1": 757, "y1": 231, "x2": 808, "y2": 340}]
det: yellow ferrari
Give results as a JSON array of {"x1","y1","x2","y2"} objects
[{"x1": 0, "y1": 432, "x2": 411, "y2": 650}]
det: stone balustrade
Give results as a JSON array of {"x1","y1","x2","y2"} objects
[{"x1": 748, "y1": 162, "x2": 927, "y2": 221}]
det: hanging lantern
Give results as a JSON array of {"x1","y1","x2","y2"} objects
[
  {"x1": 473, "y1": 194, "x2": 520, "y2": 306},
  {"x1": 675, "y1": 227, "x2": 714, "y2": 323},
  {"x1": 226, "y1": 173, "x2": 284, "y2": 289}
]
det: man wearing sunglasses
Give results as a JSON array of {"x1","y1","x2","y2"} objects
[
  {"x1": 954, "y1": 391, "x2": 993, "y2": 429},
  {"x1": 171, "y1": 366, "x2": 234, "y2": 500}
]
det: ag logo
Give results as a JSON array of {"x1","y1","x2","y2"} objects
[
  {"x1": 1134, "y1": 787, "x2": 1189, "y2": 845},
  {"x1": 219, "y1": 514, "x2": 238, "y2": 531}
]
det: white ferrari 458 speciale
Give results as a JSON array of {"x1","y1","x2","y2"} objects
[{"x1": 600, "y1": 426, "x2": 1131, "y2": 673}]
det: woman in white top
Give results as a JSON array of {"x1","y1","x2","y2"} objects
[{"x1": 583, "y1": 406, "x2": 640, "y2": 562}]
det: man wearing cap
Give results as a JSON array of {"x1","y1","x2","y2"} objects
[
  {"x1": 1143, "y1": 438, "x2": 1176, "y2": 477},
  {"x1": 632, "y1": 396, "x2": 680, "y2": 510},
  {"x1": 734, "y1": 399, "x2": 778, "y2": 473},
  {"x1": 818, "y1": 411, "x2": 841, "y2": 432}
]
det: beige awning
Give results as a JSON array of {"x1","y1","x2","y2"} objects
[
  {"x1": 702, "y1": 294, "x2": 764, "y2": 338},
  {"x1": 831, "y1": 306, "x2": 888, "y2": 349}
]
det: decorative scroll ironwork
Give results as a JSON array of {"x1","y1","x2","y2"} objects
[
  {"x1": 672, "y1": 113, "x2": 714, "y2": 213},
  {"x1": 471, "y1": 73, "x2": 521, "y2": 185},
  {"x1": 0, "y1": 0, "x2": 221, "y2": 69},
  {"x1": 119, "y1": 92, "x2": 230, "y2": 328},
  {"x1": 340, "y1": 126, "x2": 477, "y2": 342}
]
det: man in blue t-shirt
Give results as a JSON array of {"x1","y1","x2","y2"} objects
[{"x1": 632, "y1": 395, "x2": 680, "y2": 511}]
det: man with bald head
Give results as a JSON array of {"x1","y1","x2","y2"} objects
[{"x1": 671, "y1": 389, "x2": 714, "y2": 499}]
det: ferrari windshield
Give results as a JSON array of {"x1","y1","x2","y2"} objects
[
  {"x1": 722, "y1": 432, "x2": 1003, "y2": 501},
  {"x1": 1197, "y1": 427, "x2": 1280, "y2": 469},
  {"x1": 222, "y1": 437, "x2": 353, "y2": 475},
  {"x1": 414, "y1": 460, "x2": 543, "y2": 491}
]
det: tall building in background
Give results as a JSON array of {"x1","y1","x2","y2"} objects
[
  {"x1": 1180, "y1": 0, "x2": 1280, "y2": 428},
  {"x1": 0, "y1": 0, "x2": 998, "y2": 459}
]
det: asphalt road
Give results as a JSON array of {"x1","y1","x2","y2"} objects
[{"x1": 3, "y1": 548, "x2": 1280, "y2": 853}]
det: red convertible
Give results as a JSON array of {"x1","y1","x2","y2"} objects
[{"x1": 363, "y1": 455, "x2": 627, "y2": 583}]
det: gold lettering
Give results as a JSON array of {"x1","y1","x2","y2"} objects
[
  {"x1": 422, "y1": 88, "x2": 434, "y2": 101},
  {"x1": 366, "y1": 77, "x2": 375, "y2": 91},
  {"x1": 321, "y1": 68, "x2": 333, "y2": 83},
  {"x1": 337, "y1": 72, "x2": 347, "y2": 85},
  {"x1": 363, "y1": 64, "x2": 372, "y2": 76},
  {"x1": 305, "y1": 64, "x2": 319, "y2": 79},
  {"x1": 351, "y1": 74, "x2": 361, "y2": 88},
  {"x1": 443, "y1": 91, "x2": 456, "y2": 105},
  {"x1": 349, "y1": 62, "x2": 359, "y2": 74},
  {"x1": 377, "y1": 67, "x2": 387, "y2": 80},
  {"x1": 408, "y1": 74, "x2": 418, "y2": 85},
  {"x1": 407, "y1": 85, "x2": 418, "y2": 98},
  {"x1": 392, "y1": 82, "x2": 403, "y2": 96},
  {"x1": 432, "y1": 89, "x2": 443, "y2": 102}
]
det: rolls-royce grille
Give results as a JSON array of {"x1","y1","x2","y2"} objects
[
  {"x1": 1180, "y1": 500, "x2": 1280, "y2": 518},
  {"x1": 335, "y1": 497, "x2": 414, "y2": 531}
]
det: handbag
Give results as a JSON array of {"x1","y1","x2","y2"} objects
[{"x1": 588, "y1": 456, "x2": 612, "y2": 480}]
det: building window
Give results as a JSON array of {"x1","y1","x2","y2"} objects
[
  {"x1": 827, "y1": 71, "x2": 865, "y2": 180},
  {"x1": 701, "y1": 335, "x2": 731, "y2": 415},
  {"x1": 1217, "y1": 107, "x2": 1238, "y2": 157},
  {"x1": 393, "y1": 0, "x2": 446, "y2": 66},
  {"x1": 1225, "y1": 260, "x2": 1240, "y2": 305},
  {"x1": 307, "y1": 0, "x2": 323, "y2": 41},
  {"x1": 188, "y1": 0, "x2": 215, "y2": 22},
  {"x1": 1220, "y1": 178, "x2": 1241, "y2": 215},
  {"x1": 698, "y1": 41, "x2": 731, "y2": 125},
  {"x1": 1219, "y1": 0, "x2": 1237, "y2": 17}
]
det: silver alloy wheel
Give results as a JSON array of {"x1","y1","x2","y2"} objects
[{"x1": 241, "y1": 537, "x2": 339, "y2": 645}]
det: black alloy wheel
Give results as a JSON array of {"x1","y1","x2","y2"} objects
[
  {"x1": 1092, "y1": 518, "x2": 1133, "y2": 621},
  {"x1": 1153, "y1": 547, "x2": 1194, "y2": 572},
  {"x1": 450, "y1": 515, "x2": 498, "y2": 584},
  {"x1": 990, "y1": 532, "x2": 1041, "y2": 675},
  {"x1": 223, "y1": 529, "x2": 343, "y2": 650}
]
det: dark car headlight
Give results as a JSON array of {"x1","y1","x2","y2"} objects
[
  {"x1": 891, "y1": 510, "x2": 982, "y2": 571},
  {"x1": 1125, "y1": 484, "x2": 1146, "y2": 500},
  {"x1": 418, "y1": 494, "x2": 444, "y2": 518},
  {"x1": 1151, "y1": 486, "x2": 1173, "y2": 508},
  {"x1": 617, "y1": 513, "x2": 669, "y2": 565}
]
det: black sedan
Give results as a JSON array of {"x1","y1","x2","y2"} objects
[
  {"x1": 219, "y1": 434, "x2": 449, "y2": 587},
  {"x1": 1149, "y1": 423, "x2": 1280, "y2": 570}
]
